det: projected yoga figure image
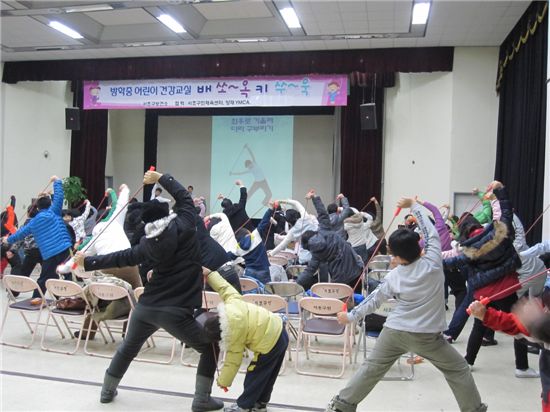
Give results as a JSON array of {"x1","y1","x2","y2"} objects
[{"x1": 230, "y1": 144, "x2": 272, "y2": 206}]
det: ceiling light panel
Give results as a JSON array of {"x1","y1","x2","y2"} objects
[
  {"x1": 1, "y1": 16, "x2": 82, "y2": 47},
  {"x1": 157, "y1": 14, "x2": 186, "y2": 33},
  {"x1": 48, "y1": 20, "x2": 84, "y2": 39},
  {"x1": 412, "y1": 2, "x2": 431, "y2": 25},
  {"x1": 64, "y1": 4, "x2": 113, "y2": 13},
  {"x1": 279, "y1": 7, "x2": 301, "y2": 29}
]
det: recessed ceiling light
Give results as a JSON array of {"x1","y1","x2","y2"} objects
[
  {"x1": 157, "y1": 14, "x2": 186, "y2": 33},
  {"x1": 412, "y1": 2, "x2": 431, "y2": 25},
  {"x1": 64, "y1": 4, "x2": 114, "y2": 13},
  {"x1": 228, "y1": 38, "x2": 269, "y2": 43},
  {"x1": 48, "y1": 21, "x2": 84, "y2": 39},
  {"x1": 279, "y1": 7, "x2": 301, "y2": 29}
]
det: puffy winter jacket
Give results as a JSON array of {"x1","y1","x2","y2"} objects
[
  {"x1": 207, "y1": 271, "x2": 282, "y2": 388},
  {"x1": 7, "y1": 179, "x2": 72, "y2": 260},
  {"x1": 83, "y1": 174, "x2": 203, "y2": 308},
  {"x1": 443, "y1": 186, "x2": 521, "y2": 296}
]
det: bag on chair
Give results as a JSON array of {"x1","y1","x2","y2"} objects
[{"x1": 56, "y1": 297, "x2": 86, "y2": 311}]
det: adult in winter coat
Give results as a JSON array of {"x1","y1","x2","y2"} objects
[
  {"x1": 444, "y1": 181, "x2": 535, "y2": 377},
  {"x1": 4, "y1": 177, "x2": 72, "y2": 297},
  {"x1": 74, "y1": 171, "x2": 223, "y2": 412},
  {"x1": 298, "y1": 191, "x2": 363, "y2": 291}
]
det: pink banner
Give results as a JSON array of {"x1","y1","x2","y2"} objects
[{"x1": 83, "y1": 75, "x2": 347, "y2": 110}]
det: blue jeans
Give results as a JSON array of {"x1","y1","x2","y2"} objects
[
  {"x1": 244, "y1": 268, "x2": 270, "y2": 285},
  {"x1": 444, "y1": 289, "x2": 474, "y2": 340}
]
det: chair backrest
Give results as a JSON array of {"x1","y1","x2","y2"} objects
[
  {"x1": 134, "y1": 286, "x2": 145, "y2": 301},
  {"x1": 202, "y1": 291, "x2": 222, "y2": 309},
  {"x1": 88, "y1": 283, "x2": 132, "y2": 304},
  {"x1": 265, "y1": 281, "x2": 304, "y2": 298},
  {"x1": 239, "y1": 277, "x2": 261, "y2": 293},
  {"x1": 243, "y1": 293, "x2": 287, "y2": 313},
  {"x1": 3, "y1": 275, "x2": 41, "y2": 295},
  {"x1": 368, "y1": 255, "x2": 392, "y2": 271},
  {"x1": 275, "y1": 251, "x2": 297, "y2": 261},
  {"x1": 373, "y1": 299, "x2": 397, "y2": 317},
  {"x1": 45, "y1": 279, "x2": 85, "y2": 298},
  {"x1": 268, "y1": 256, "x2": 288, "y2": 266},
  {"x1": 368, "y1": 269, "x2": 391, "y2": 282},
  {"x1": 299, "y1": 297, "x2": 344, "y2": 316},
  {"x1": 269, "y1": 264, "x2": 288, "y2": 282},
  {"x1": 286, "y1": 265, "x2": 307, "y2": 279},
  {"x1": 311, "y1": 283, "x2": 353, "y2": 301},
  {"x1": 72, "y1": 266, "x2": 93, "y2": 279}
]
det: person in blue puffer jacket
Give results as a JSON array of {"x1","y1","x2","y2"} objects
[{"x1": 3, "y1": 176, "x2": 72, "y2": 297}]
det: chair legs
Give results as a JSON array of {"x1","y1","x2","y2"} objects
[{"x1": 0, "y1": 303, "x2": 44, "y2": 349}]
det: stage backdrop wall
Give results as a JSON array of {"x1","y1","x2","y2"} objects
[{"x1": 155, "y1": 114, "x2": 336, "y2": 216}]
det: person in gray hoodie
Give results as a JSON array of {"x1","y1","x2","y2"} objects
[{"x1": 324, "y1": 197, "x2": 486, "y2": 412}]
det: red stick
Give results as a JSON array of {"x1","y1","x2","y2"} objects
[
  {"x1": 466, "y1": 267, "x2": 549, "y2": 315},
  {"x1": 524, "y1": 203, "x2": 550, "y2": 236}
]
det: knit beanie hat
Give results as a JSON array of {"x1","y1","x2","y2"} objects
[{"x1": 141, "y1": 201, "x2": 169, "y2": 223}]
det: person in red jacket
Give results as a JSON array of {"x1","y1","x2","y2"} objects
[
  {"x1": 0, "y1": 195, "x2": 19, "y2": 275},
  {"x1": 469, "y1": 296, "x2": 550, "y2": 412}
]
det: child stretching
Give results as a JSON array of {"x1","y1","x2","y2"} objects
[
  {"x1": 325, "y1": 197, "x2": 486, "y2": 412},
  {"x1": 469, "y1": 297, "x2": 550, "y2": 412},
  {"x1": 202, "y1": 267, "x2": 288, "y2": 412}
]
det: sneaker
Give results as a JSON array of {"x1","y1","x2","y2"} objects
[
  {"x1": 515, "y1": 368, "x2": 540, "y2": 378},
  {"x1": 252, "y1": 402, "x2": 267, "y2": 412},
  {"x1": 481, "y1": 338, "x2": 498, "y2": 346},
  {"x1": 224, "y1": 403, "x2": 251, "y2": 412}
]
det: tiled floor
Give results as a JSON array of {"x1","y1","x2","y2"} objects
[{"x1": 0, "y1": 285, "x2": 542, "y2": 412}]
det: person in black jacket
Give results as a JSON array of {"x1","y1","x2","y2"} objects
[
  {"x1": 297, "y1": 190, "x2": 363, "y2": 292},
  {"x1": 219, "y1": 180, "x2": 253, "y2": 232},
  {"x1": 74, "y1": 170, "x2": 223, "y2": 412}
]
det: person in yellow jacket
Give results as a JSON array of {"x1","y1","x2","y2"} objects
[{"x1": 203, "y1": 268, "x2": 289, "y2": 412}]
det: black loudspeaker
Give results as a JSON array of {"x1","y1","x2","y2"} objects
[
  {"x1": 65, "y1": 107, "x2": 80, "y2": 131},
  {"x1": 360, "y1": 103, "x2": 377, "y2": 130}
]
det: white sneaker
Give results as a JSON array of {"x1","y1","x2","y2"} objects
[{"x1": 515, "y1": 368, "x2": 540, "y2": 378}]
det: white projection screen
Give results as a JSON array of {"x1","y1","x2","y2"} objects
[{"x1": 157, "y1": 114, "x2": 337, "y2": 218}]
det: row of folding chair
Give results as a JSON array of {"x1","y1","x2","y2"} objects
[
  {"x1": 0, "y1": 275, "x2": 135, "y2": 358},
  {"x1": 2, "y1": 271, "x2": 412, "y2": 381}
]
